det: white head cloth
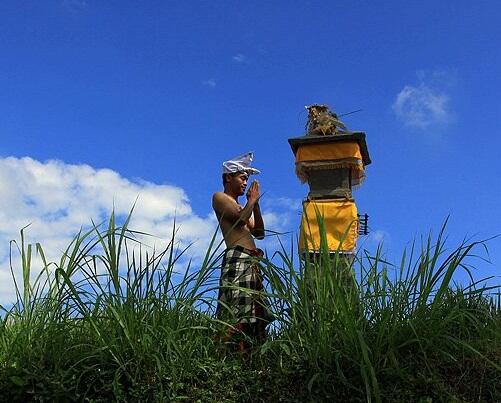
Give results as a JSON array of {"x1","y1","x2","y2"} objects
[{"x1": 222, "y1": 152, "x2": 260, "y2": 175}]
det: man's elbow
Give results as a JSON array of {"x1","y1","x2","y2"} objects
[{"x1": 253, "y1": 230, "x2": 265, "y2": 240}]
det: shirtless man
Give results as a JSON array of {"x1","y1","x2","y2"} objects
[
  {"x1": 212, "y1": 152, "x2": 268, "y2": 350},
  {"x1": 212, "y1": 172, "x2": 264, "y2": 248}
]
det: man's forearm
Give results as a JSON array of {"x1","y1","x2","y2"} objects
[
  {"x1": 238, "y1": 199, "x2": 257, "y2": 224},
  {"x1": 252, "y1": 203, "x2": 265, "y2": 239}
]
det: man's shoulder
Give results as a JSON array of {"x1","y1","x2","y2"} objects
[
  {"x1": 212, "y1": 192, "x2": 240, "y2": 215},
  {"x1": 212, "y1": 191, "x2": 231, "y2": 207},
  {"x1": 212, "y1": 191, "x2": 228, "y2": 202}
]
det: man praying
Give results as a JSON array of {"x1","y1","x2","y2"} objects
[{"x1": 212, "y1": 152, "x2": 269, "y2": 351}]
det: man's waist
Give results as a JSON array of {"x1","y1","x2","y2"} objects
[{"x1": 227, "y1": 244, "x2": 264, "y2": 257}]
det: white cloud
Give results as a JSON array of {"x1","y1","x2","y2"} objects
[
  {"x1": 0, "y1": 157, "x2": 219, "y2": 305},
  {"x1": 232, "y1": 53, "x2": 246, "y2": 63},
  {"x1": 0, "y1": 156, "x2": 303, "y2": 306},
  {"x1": 202, "y1": 78, "x2": 217, "y2": 88},
  {"x1": 392, "y1": 71, "x2": 454, "y2": 129}
]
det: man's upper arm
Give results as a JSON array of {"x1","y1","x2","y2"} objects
[{"x1": 212, "y1": 192, "x2": 239, "y2": 221}]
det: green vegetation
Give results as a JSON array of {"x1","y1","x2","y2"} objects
[{"x1": 0, "y1": 213, "x2": 499, "y2": 402}]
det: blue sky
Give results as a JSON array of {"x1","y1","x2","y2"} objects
[{"x1": 1, "y1": 1, "x2": 500, "y2": 302}]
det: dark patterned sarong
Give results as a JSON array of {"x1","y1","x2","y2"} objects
[{"x1": 217, "y1": 245, "x2": 268, "y2": 324}]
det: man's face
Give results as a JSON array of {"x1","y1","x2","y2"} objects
[{"x1": 227, "y1": 172, "x2": 249, "y2": 196}]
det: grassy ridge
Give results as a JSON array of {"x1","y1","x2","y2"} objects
[{"x1": 0, "y1": 214, "x2": 499, "y2": 402}]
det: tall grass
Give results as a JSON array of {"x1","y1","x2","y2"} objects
[
  {"x1": 262, "y1": 219, "x2": 500, "y2": 401},
  {"x1": 0, "y1": 213, "x2": 499, "y2": 402}
]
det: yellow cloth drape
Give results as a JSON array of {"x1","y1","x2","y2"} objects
[
  {"x1": 299, "y1": 199, "x2": 358, "y2": 252},
  {"x1": 294, "y1": 142, "x2": 366, "y2": 185},
  {"x1": 295, "y1": 142, "x2": 362, "y2": 163}
]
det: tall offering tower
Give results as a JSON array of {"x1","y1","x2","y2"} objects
[{"x1": 288, "y1": 105, "x2": 371, "y2": 256}]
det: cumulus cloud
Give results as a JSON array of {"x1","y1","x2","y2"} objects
[
  {"x1": 0, "y1": 157, "x2": 219, "y2": 304},
  {"x1": 392, "y1": 71, "x2": 454, "y2": 129},
  {"x1": 0, "y1": 157, "x2": 300, "y2": 305}
]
